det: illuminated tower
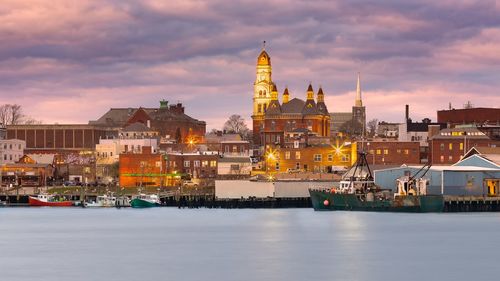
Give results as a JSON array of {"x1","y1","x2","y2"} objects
[{"x1": 252, "y1": 42, "x2": 274, "y2": 145}]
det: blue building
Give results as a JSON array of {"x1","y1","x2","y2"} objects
[{"x1": 374, "y1": 147, "x2": 500, "y2": 196}]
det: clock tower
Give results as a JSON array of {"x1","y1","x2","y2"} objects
[{"x1": 252, "y1": 43, "x2": 274, "y2": 145}]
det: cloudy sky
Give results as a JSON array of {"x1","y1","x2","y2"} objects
[{"x1": 1, "y1": 0, "x2": 499, "y2": 129}]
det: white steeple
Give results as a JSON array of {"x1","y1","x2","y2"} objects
[{"x1": 355, "y1": 72, "x2": 362, "y2": 107}]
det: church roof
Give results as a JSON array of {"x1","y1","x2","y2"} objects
[
  {"x1": 281, "y1": 98, "x2": 305, "y2": 114},
  {"x1": 266, "y1": 101, "x2": 282, "y2": 115},
  {"x1": 302, "y1": 100, "x2": 319, "y2": 115},
  {"x1": 317, "y1": 102, "x2": 329, "y2": 115},
  {"x1": 257, "y1": 50, "x2": 271, "y2": 66}
]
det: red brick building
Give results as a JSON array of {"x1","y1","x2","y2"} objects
[
  {"x1": 437, "y1": 108, "x2": 500, "y2": 127},
  {"x1": 90, "y1": 100, "x2": 206, "y2": 144},
  {"x1": 356, "y1": 140, "x2": 421, "y2": 165},
  {"x1": 251, "y1": 49, "x2": 330, "y2": 147},
  {"x1": 118, "y1": 147, "x2": 168, "y2": 187},
  {"x1": 165, "y1": 152, "x2": 218, "y2": 179},
  {"x1": 430, "y1": 127, "x2": 500, "y2": 165}
]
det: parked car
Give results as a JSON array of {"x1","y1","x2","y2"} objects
[
  {"x1": 63, "y1": 181, "x2": 82, "y2": 187},
  {"x1": 182, "y1": 180, "x2": 199, "y2": 188}
]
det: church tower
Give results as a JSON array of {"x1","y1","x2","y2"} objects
[
  {"x1": 252, "y1": 42, "x2": 274, "y2": 145},
  {"x1": 352, "y1": 72, "x2": 366, "y2": 137}
]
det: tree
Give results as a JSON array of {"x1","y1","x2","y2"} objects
[
  {"x1": 339, "y1": 120, "x2": 364, "y2": 138},
  {"x1": 367, "y1": 119, "x2": 378, "y2": 137},
  {"x1": 0, "y1": 104, "x2": 41, "y2": 125},
  {"x1": 223, "y1": 114, "x2": 249, "y2": 138}
]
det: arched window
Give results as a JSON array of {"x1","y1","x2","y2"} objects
[
  {"x1": 263, "y1": 90, "x2": 266, "y2": 96},
  {"x1": 259, "y1": 90, "x2": 262, "y2": 97},
  {"x1": 258, "y1": 104, "x2": 262, "y2": 113}
]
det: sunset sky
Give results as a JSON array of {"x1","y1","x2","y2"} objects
[{"x1": 1, "y1": 0, "x2": 499, "y2": 129}]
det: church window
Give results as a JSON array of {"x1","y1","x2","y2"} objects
[
  {"x1": 258, "y1": 104, "x2": 262, "y2": 113},
  {"x1": 263, "y1": 90, "x2": 266, "y2": 96},
  {"x1": 259, "y1": 90, "x2": 262, "y2": 97}
]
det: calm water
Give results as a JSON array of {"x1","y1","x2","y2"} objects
[{"x1": 1, "y1": 208, "x2": 499, "y2": 281}]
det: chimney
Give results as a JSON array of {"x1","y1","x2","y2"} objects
[{"x1": 405, "y1": 104, "x2": 409, "y2": 122}]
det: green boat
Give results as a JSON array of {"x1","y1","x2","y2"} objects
[
  {"x1": 130, "y1": 194, "x2": 161, "y2": 208},
  {"x1": 309, "y1": 152, "x2": 444, "y2": 213}
]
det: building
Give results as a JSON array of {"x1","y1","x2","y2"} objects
[
  {"x1": 356, "y1": 140, "x2": 421, "y2": 165},
  {"x1": 351, "y1": 73, "x2": 366, "y2": 136},
  {"x1": 90, "y1": 100, "x2": 206, "y2": 144},
  {"x1": 1, "y1": 163, "x2": 54, "y2": 187},
  {"x1": 6, "y1": 124, "x2": 109, "y2": 153},
  {"x1": 377, "y1": 122, "x2": 400, "y2": 138},
  {"x1": 437, "y1": 107, "x2": 500, "y2": 127},
  {"x1": 165, "y1": 152, "x2": 218, "y2": 180},
  {"x1": 118, "y1": 146, "x2": 168, "y2": 188},
  {"x1": 329, "y1": 112, "x2": 353, "y2": 137},
  {"x1": 218, "y1": 140, "x2": 252, "y2": 178},
  {"x1": 251, "y1": 47, "x2": 330, "y2": 147},
  {"x1": 430, "y1": 126, "x2": 500, "y2": 165},
  {"x1": 0, "y1": 139, "x2": 25, "y2": 164}
]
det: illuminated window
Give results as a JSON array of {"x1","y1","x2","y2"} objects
[
  {"x1": 202, "y1": 161, "x2": 209, "y2": 167},
  {"x1": 397, "y1": 149, "x2": 401, "y2": 154},
  {"x1": 404, "y1": 149, "x2": 409, "y2": 155},
  {"x1": 376, "y1": 149, "x2": 381, "y2": 155},
  {"x1": 460, "y1": 143, "x2": 463, "y2": 150},
  {"x1": 210, "y1": 161, "x2": 217, "y2": 167},
  {"x1": 295, "y1": 151, "x2": 301, "y2": 160},
  {"x1": 449, "y1": 143, "x2": 453, "y2": 150},
  {"x1": 383, "y1": 149, "x2": 389, "y2": 155},
  {"x1": 314, "y1": 154, "x2": 322, "y2": 162},
  {"x1": 440, "y1": 155, "x2": 444, "y2": 163},
  {"x1": 448, "y1": 156, "x2": 453, "y2": 161},
  {"x1": 285, "y1": 151, "x2": 290, "y2": 160},
  {"x1": 369, "y1": 149, "x2": 374, "y2": 154}
]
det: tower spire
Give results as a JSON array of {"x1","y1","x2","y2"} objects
[
  {"x1": 355, "y1": 72, "x2": 362, "y2": 107},
  {"x1": 262, "y1": 40, "x2": 266, "y2": 50}
]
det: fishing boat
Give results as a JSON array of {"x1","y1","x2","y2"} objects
[
  {"x1": 130, "y1": 194, "x2": 160, "y2": 208},
  {"x1": 86, "y1": 194, "x2": 117, "y2": 207},
  {"x1": 28, "y1": 194, "x2": 74, "y2": 207},
  {"x1": 309, "y1": 152, "x2": 444, "y2": 212}
]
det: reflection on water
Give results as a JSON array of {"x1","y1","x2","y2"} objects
[{"x1": 0, "y1": 208, "x2": 498, "y2": 281}]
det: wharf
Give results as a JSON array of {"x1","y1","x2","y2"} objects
[{"x1": 444, "y1": 196, "x2": 500, "y2": 212}]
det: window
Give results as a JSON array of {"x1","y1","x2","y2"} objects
[
  {"x1": 184, "y1": 161, "x2": 190, "y2": 167},
  {"x1": 296, "y1": 162, "x2": 300, "y2": 169},
  {"x1": 369, "y1": 149, "x2": 374, "y2": 154},
  {"x1": 460, "y1": 142, "x2": 464, "y2": 150},
  {"x1": 9, "y1": 154, "x2": 12, "y2": 160},
  {"x1": 383, "y1": 149, "x2": 389, "y2": 155},
  {"x1": 240, "y1": 146, "x2": 245, "y2": 153},
  {"x1": 341, "y1": 155, "x2": 349, "y2": 162},
  {"x1": 210, "y1": 160, "x2": 217, "y2": 167},
  {"x1": 295, "y1": 151, "x2": 301, "y2": 160},
  {"x1": 110, "y1": 152, "x2": 113, "y2": 156},
  {"x1": 276, "y1": 135, "x2": 280, "y2": 143},
  {"x1": 225, "y1": 146, "x2": 229, "y2": 153},
  {"x1": 258, "y1": 104, "x2": 262, "y2": 113},
  {"x1": 397, "y1": 149, "x2": 401, "y2": 154},
  {"x1": 376, "y1": 149, "x2": 381, "y2": 155},
  {"x1": 194, "y1": 160, "x2": 200, "y2": 167},
  {"x1": 271, "y1": 121, "x2": 276, "y2": 131},
  {"x1": 3, "y1": 154, "x2": 6, "y2": 160},
  {"x1": 327, "y1": 154, "x2": 333, "y2": 161},
  {"x1": 449, "y1": 143, "x2": 453, "y2": 150},
  {"x1": 404, "y1": 149, "x2": 409, "y2": 155},
  {"x1": 275, "y1": 162, "x2": 280, "y2": 171},
  {"x1": 233, "y1": 146, "x2": 237, "y2": 152},
  {"x1": 285, "y1": 151, "x2": 290, "y2": 160},
  {"x1": 448, "y1": 156, "x2": 453, "y2": 162},
  {"x1": 263, "y1": 104, "x2": 267, "y2": 112},
  {"x1": 9, "y1": 144, "x2": 12, "y2": 149},
  {"x1": 440, "y1": 155, "x2": 444, "y2": 163},
  {"x1": 202, "y1": 161, "x2": 209, "y2": 167},
  {"x1": 314, "y1": 154, "x2": 322, "y2": 162},
  {"x1": 440, "y1": 143, "x2": 444, "y2": 151}
]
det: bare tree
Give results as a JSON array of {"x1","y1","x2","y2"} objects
[
  {"x1": 223, "y1": 114, "x2": 249, "y2": 138},
  {"x1": 367, "y1": 119, "x2": 378, "y2": 137},
  {"x1": 0, "y1": 104, "x2": 40, "y2": 125}
]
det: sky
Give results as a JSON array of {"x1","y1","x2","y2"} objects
[{"x1": 0, "y1": 0, "x2": 499, "y2": 130}]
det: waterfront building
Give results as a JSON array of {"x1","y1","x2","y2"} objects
[
  {"x1": 0, "y1": 139, "x2": 25, "y2": 164},
  {"x1": 437, "y1": 107, "x2": 500, "y2": 127},
  {"x1": 251, "y1": 47, "x2": 330, "y2": 147},
  {"x1": 118, "y1": 146, "x2": 167, "y2": 188},
  {"x1": 356, "y1": 140, "x2": 421, "y2": 165},
  {"x1": 165, "y1": 151, "x2": 219, "y2": 180},
  {"x1": 429, "y1": 126, "x2": 500, "y2": 165}
]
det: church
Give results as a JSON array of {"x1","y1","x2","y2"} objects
[{"x1": 251, "y1": 48, "x2": 331, "y2": 147}]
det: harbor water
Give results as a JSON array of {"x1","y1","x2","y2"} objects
[{"x1": 1, "y1": 208, "x2": 499, "y2": 281}]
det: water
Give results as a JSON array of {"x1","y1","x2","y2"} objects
[{"x1": 1, "y1": 208, "x2": 499, "y2": 281}]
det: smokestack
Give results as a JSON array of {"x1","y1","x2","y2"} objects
[{"x1": 405, "y1": 104, "x2": 409, "y2": 122}]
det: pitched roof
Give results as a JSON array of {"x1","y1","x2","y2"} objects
[
  {"x1": 122, "y1": 122, "x2": 153, "y2": 132},
  {"x1": 302, "y1": 99, "x2": 319, "y2": 115},
  {"x1": 90, "y1": 108, "x2": 157, "y2": 127},
  {"x1": 281, "y1": 98, "x2": 305, "y2": 114},
  {"x1": 26, "y1": 154, "x2": 55, "y2": 165},
  {"x1": 266, "y1": 100, "x2": 282, "y2": 115}
]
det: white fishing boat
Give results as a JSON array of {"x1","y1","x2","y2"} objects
[{"x1": 85, "y1": 194, "x2": 117, "y2": 207}]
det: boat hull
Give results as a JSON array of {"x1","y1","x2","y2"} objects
[
  {"x1": 309, "y1": 190, "x2": 444, "y2": 213},
  {"x1": 130, "y1": 198, "x2": 160, "y2": 208},
  {"x1": 29, "y1": 197, "x2": 73, "y2": 207}
]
